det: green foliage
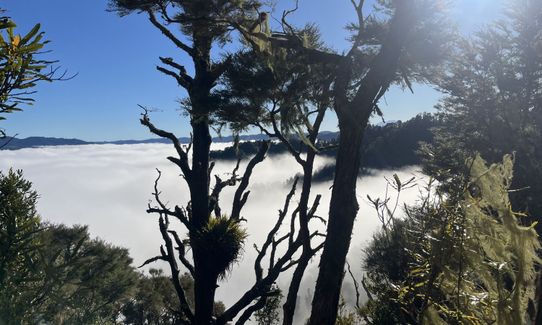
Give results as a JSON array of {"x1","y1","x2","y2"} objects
[
  {"x1": 0, "y1": 169, "x2": 42, "y2": 323},
  {"x1": 218, "y1": 26, "x2": 332, "y2": 138},
  {"x1": 254, "y1": 285, "x2": 283, "y2": 325},
  {"x1": 108, "y1": 0, "x2": 263, "y2": 47},
  {"x1": 0, "y1": 170, "x2": 138, "y2": 324},
  {"x1": 122, "y1": 269, "x2": 226, "y2": 324},
  {"x1": 36, "y1": 224, "x2": 138, "y2": 324},
  {"x1": 335, "y1": 297, "x2": 362, "y2": 325},
  {"x1": 359, "y1": 220, "x2": 411, "y2": 324},
  {"x1": 122, "y1": 268, "x2": 186, "y2": 324},
  {"x1": 422, "y1": 0, "x2": 542, "y2": 227},
  {"x1": 362, "y1": 4, "x2": 542, "y2": 323},
  {"x1": 0, "y1": 13, "x2": 55, "y2": 135},
  {"x1": 361, "y1": 155, "x2": 541, "y2": 324}
]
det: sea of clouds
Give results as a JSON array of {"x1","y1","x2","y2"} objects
[{"x1": 0, "y1": 143, "x2": 424, "y2": 323}]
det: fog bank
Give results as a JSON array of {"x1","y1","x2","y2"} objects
[{"x1": 0, "y1": 143, "x2": 424, "y2": 323}]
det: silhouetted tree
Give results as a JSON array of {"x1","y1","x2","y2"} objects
[
  {"x1": 233, "y1": 1, "x2": 452, "y2": 322},
  {"x1": 219, "y1": 39, "x2": 333, "y2": 324},
  {"x1": 108, "y1": 1, "x2": 327, "y2": 324},
  {"x1": 306, "y1": 2, "x2": 451, "y2": 321}
]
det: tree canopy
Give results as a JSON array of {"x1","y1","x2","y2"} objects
[
  {"x1": 422, "y1": 0, "x2": 542, "y2": 229},
  {"x1": 0, "y1": 10, "x2": 60, "y2": 138},
  {"x1": 0, "y1": 170, "x2": 139, "y2": 324}
]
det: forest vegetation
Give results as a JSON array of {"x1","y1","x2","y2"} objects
[{"x1": 1, "y1": 0, "x2": 542, "y2": 324}]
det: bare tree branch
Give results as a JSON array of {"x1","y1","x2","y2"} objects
[
  {"x1": 147, "y1": 10, "x2": 194, "y2": 57},
  {"x1": 169, "y1": 230, "x2": 195, "y2": 277},
  {"x1": 0, "y1": 133, "x2": 17, "y2": 150},
  {"x1": 215, "y1": 177, "x2": 305, "y2": 325},
  {"x1": 231, "y1": 141, "x2": 270, "y2": 220},
  {"x1": 157, "y1": 214, "x2": 194, "y2": 322},
  {"x1": 138, "y1": 255, "x2": 167, "y2": 268},
  {"x1": 346, "y1": 261, "x2": 361, "y2": 310},
  {"x1": 347, "y1": 0, "x2": 365, "y2": 57},
  {"x1": 235, "y1": 289, "x2": 282, "y2": 325},
  {"x1": 255, "y1": 177, "x2": 298, "y2": 280},
  {"x1": 281, "y1": 0, "x2": 299, "y2": 34},
  {"x1": 158, "y1": 57, "x2": 193, "y2": 89},
  {"x1": 269, "y1": 111, "x2": 305, "y2": 166},
  {"x1": 140, "y1": 110, "x2": 192, "y2": 180},
  {"x1": 143, "y1": 170, "x2": 194, "y2": 321},
  {"x1": 210, "y1": 159, "x2": 241, "y2": 216},
  {"x1": 159, "y1": 56, "x2": 190, "y2": 77},
  {"x1": 147, "y1": 169, "x2": 193, "y2": 231},
  {"x1": 235, "y1": 296, "x2": 268, "y2": 325},
  {"x1": 156, "y1": 66, "x2": 191, "y2": 90},
  {"x1": 308, "y1": 194, "x2": 322, "y2": 219}
]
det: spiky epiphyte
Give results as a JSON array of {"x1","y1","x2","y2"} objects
[{"x1": 191, "y1": 215, "x2": 248, "y2": 278}]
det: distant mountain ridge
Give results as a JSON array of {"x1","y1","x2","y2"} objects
[
  {"x1": 1, "y1": 114, "x2": 440, "y2": 182},
  {"x1": 0, "y1": 132, "x2": 339, "y2": 150},
  {"x1": 0, "y1": 134, "x2": 266, "y2": 150}
]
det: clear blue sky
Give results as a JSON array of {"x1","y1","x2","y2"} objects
[{"x1": 1, "y1": 0, "x2": 503, "y2": 141}]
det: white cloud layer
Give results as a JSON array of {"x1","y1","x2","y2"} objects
[{"x1": 0, "y1": 143, "x2": 424, "y2": 323}]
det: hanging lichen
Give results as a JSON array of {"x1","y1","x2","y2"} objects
[
  {"x1": 453, "y1": 154, "x2": 540, "y2": 324},
  {"x1": 242, "y1": 12, "x2": 273, "y2": 54},
  {"x1": 395, "y1": 154, "x2": 540, "y2": 324},
  {"x1": 240, "y1": 11, "x2": 313, "y2": 63}
]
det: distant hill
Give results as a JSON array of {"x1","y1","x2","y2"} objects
[
  {"x1": 0, "y1": 137, "x2": 90, "y2": 149},
  {"x1": 0, "y1": 134, "x2": 271, "y2": 150},
  {"x1": 1, "y1": 114, "x2": 439, "y2": 182},
  {"x1": 312, "y1": 113, "x2": 439, "y2": 182},
  {"x1": 208, "y1": 114, "x2": 440, "y2": 182}
]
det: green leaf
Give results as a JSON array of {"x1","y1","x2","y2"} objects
[{"x1": 20, "y1": 24, "x2": 41, "y2": 45}]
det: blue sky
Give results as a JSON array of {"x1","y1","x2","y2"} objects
[{"x1": 1, "y1": 0, "x2": 504, "y2": 141}]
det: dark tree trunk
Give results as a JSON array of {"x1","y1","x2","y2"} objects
[
  {"x1": 193, "y1": 268, "x2": 219, "y2": 325},
  {"x1": 190, "y1": 117, "x2": 216, "y2": 325},
  {"x1": 307, "y1": 4, "x2": 414, "y2": 322},
  {"x1": 188, "y1": 28, "x2": 219, "y2": 323},
  {"x1": 308, "y1": 112, "x2": 367, "y2": 325},
  {"x1": 189, "y1": 117, "x2": 212, "y2": 229}
]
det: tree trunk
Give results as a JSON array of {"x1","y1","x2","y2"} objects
[
  {"x1": 193, "y1": 268, "x2": 219, "y2": 325},
  {"x1": 307, "y1": 5, "x2": 411, "y2": 320},
  {"x1": 189, "y1": 116, "x2": 212, "y2": 228},
  {"x1": 308, "y1": 111, "x2": 368, "y2": 325},
  {"x1": 190, "y1": 106, "x2": 215, "y2": 325}
]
